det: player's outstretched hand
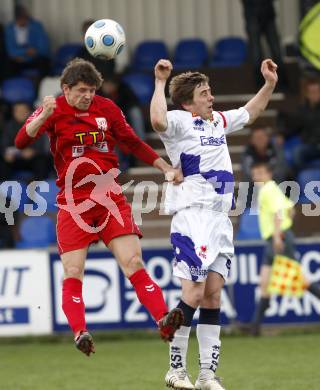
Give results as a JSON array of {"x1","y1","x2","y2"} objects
[
  {"x1": 261, "y1": 59, "x2": 278, "y2": 86},
  {"x1": 155, "y1": 59, "x2": 173, "y2": 81},
  {"x1": 165, "y1": 168, "x2": 184, "y2": 185},
  {"x1": 42, "y1": 95, "x2": 57, "y2": 117}
]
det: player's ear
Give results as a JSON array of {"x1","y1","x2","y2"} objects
[
  {"x1": 62, "y1": 84, "x2": 70, "y2": 94},
  {"x1": 181, "y1": 100, "x2": 193, "y2": 111}
]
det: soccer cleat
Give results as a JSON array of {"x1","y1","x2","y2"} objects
[
  {"x1": 158, "y1": 308, "x2": 184, "y2": 342},
  {"x1": 165, "y1": 368, "x2": 194, "y2": 389},
  {"x1": 75, "y1": 331, "x2": 95, "y2": 357},
  {"x1": 195, "y1": 370, "x2": 225, "y2": 390}
]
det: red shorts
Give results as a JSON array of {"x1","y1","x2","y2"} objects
[{"x1": 56, "y1": 195, "x2": 142, "y2": 254}]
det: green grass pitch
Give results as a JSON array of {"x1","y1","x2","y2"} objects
[{"x1": 1, "y1": 332, "x2": 320, "y2": 390}]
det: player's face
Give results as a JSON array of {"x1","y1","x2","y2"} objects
[
  {"x1": 63, "y1": 82, "x2": 96, "y2": 110},
  {"x1": 183, "y1": 83, "x2": 214, "y2": 120}
]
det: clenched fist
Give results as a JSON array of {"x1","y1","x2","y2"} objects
[
  {"x1": 42, "y1": 95, "x2": 57, "y2": 117},
  {"x1": 261, "y1": 59, "x2": 278, "y2": 86},
  {"x1": 154, "y1": 59, "x2": 173, "y2": 82}
]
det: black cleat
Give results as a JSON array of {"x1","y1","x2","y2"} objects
[
  {"x1": 158, "y1": 308, "x2": 184, "y2": 342},
  {"x1": 75, "y1": 331, "x2": 95, "y2": 356}
]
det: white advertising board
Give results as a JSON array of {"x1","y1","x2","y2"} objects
[
  {"x1": 52, "y1": 256, "x2": 121, "y2": 329},
  {"x1": 0, "y1": 250, "x2": 52, "y2": 336}
]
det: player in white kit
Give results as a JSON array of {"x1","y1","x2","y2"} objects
[{"x1": 150, "y1": 58, "x2": 278, "y2": 390}]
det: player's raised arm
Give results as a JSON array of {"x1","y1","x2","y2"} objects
[
  {"x1": 15, "y1": 95, "x2": 56, "y2": 149},
  {"x1": 150, "y1": 59, "x2": 172, "y2": 132},
  {"x1": 26, "y1": 95, "x2": 56, "y2": 137},
  {"x1": 244, "y1": 59, "x2": 278, "y2": 125}
]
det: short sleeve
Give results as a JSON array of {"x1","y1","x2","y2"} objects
[
  {"x1": 222, "y1": 107, "x2": 250, "y2": 135},
  {"x1": 159, "y1": 110, "x2": 182, "y2": 141}
]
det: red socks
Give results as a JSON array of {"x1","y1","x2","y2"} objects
[
  {"x1": 129, "y1": 269, "x2": 168, "y2": 322},
  {"x1": 62, "y1": 278, "x2": 86, "y2": 336},
  {"x1": 62, "y1": 270, "x2": 168, "y2": 333}
]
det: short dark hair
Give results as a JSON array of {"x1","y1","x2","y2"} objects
[
  {"x1": 169, "y1": 71, "x2": 209, "y2": 107},
  {"x1": 14, "y1": 5, "x2": 28, "y2": 20},
  {"x1": 82, "y1": 19, "x2": 95, "y2": 35},
  {"x1": 60, "y1": 58, "x2": 103, "y2": 89},
  {"x1": 251, "y1": 161, "x2": 273, "y2": 173}
]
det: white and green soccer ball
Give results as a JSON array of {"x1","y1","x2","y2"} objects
[{"x1": 84, "y1": 19, "x2": 126, "y2": 60}]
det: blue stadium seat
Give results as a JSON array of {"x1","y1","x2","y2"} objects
[
  {"x1": 297, "y1": 168, "x2": 320, "y2": 204},
  {"x1": 0, "y1": 180, "x2": 29, "y2": 212},
  {"x1": 11, "y1": 168, "x2": 37, "y2": 181},
  {"x1": 236, "y1": 208, "x2": 262, "y2": 240},
  {"x1": 307, "y1": 159, "x2": 320, "y2": 169},
  {"x1": 123, "y1": 73, "x2": 154, "y2": 104},
  {"x1": 32, "y1": 179, "x2": 59, "y2": 212},
  {"x1": 210, "y1": 37, "x2": 247, "y2": 67},
  {"x1": 132, "y1": 40, "x2": 169, "y2": 71},
  {"x1": 16, "y1": 216, "x2": 56, "y2": 248},
  {"x1": 53, "y1": 43, "x2": 82, "y2": 75},
  {"x1": 1, "y1": 77, "x2": 36, "y2": 104},
  {"x1": 283, "y1": 136, "x2": 301, "y2": 167},
  {"x1": 173, "y1": 38, "x2": 209, "y2": 69}
]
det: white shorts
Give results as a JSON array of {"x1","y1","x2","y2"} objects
[{"x1": 170, "y1": 207, "x2": 234, "y2": 282}]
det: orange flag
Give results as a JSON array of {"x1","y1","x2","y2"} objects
[{"x1": 268, "y1": 255, "x2": 308, "y2": 297}]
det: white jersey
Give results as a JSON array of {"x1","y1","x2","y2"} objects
[{"x1": 159, "y1": 108, "x2": 249, "y2": 214}]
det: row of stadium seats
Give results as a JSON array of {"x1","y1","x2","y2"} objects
[
  {"x1": 0, "y1": 73, "x2": 154, "y2": 105},
  {"x1": 51, "y1": 37, "x2": 247, "y2": 74},
  {"x1": 0, "y1": 36, "x2": 247, "y2": 105},
  {"x1": 1, "y1": 72, "x2": 154, "y2": 105},
  {"x1": 131, "y1": 37, "x2": 247, "y2": 71}
]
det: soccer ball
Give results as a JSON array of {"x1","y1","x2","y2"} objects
[{"x1": 84, "y1": 19, "x2": 126, "y2": 60}]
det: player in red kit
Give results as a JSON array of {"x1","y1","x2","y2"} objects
[{"x1": 15, "y1": 58, "x2": 183, "y2": 356}]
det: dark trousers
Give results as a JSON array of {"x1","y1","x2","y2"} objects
[{"x1": 246, "y1": 19, "x2": 287, "y2": 88}]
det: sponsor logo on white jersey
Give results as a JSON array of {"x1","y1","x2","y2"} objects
[
  {"x1": 193, "y1": 118, "x2": 205, "y2": 131},
  {"x1": 200, "y1": 134, "x2": 226, "y2": 146}
]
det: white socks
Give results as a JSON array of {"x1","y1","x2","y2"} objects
[
  {"x1": 169, "y1": 311, "x2": 222, "y2": 374},
  {"x1": 196, "y1": 324, "x2": 221, "y2": 372},
  {"x1": 169, "y1": 325, "x2": 191, "y2": 370}
]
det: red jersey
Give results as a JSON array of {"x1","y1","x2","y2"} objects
[{"x1": 15, "y1": 95, "x2": 159, "y2": 203}]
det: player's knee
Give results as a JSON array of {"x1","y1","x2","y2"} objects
[
  {"x1": 194, "y1": 290, "x2": 205, "y2": 307},
  {"x1": 124, "y1": 254, "x2": 144, "y2": 277},
  {"x1": 260, "y1": 279, "x2": 269, "y2": 295},
  {"x1": 183, "y1": 286, "x2": 204, "y2": 307},
  {"x1": 260, "y1": 283, "x2": 269, "y2": 296},
  {"x1": 64, "y1": 265, "x2": 83, "y2": 279},
  {"x1": 203, "y1": 289, "x2": 221, "y2": 307}
]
